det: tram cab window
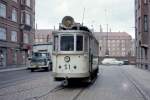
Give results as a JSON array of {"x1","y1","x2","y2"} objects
[
  {"x1": 54, "y1": 36, "x2": 58, "y2": 51},
  {"x1": 84, "y1": 36, "x2": 88, "y2": 52},
  {"x1": 60, "y1": 36, "x2": 74, "y2": 51},
  {"x1": 76, "y1": 36, "x2": 83, "y2": 51}
]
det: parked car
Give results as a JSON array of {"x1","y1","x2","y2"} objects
[
  {"x1": 123, "y1": 60, "x2": 129, "y2": 65},
  {"x1": 101, "y1": 58, "x2": 123, "y2": 65},
  {"x1": 28, "y1": 57, "x2": 52, "y2": 72},
  {"x1": 28, "y1": 52, "x2": 52, "y2": 72}
]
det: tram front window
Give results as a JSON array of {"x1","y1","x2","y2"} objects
[
  {"x1": 61, "y1": 36, "x2": 74, "y2": 51},
  {"x1": 76, "y1": 36, "x2": 83, "y2": 51}
]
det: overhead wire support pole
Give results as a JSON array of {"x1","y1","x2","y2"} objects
[
  {"x1": 82, "y1": 8, "x2": 85, "y2": 26},
  {"x1": 105, "y1": 9, "x2": 109, "y2": 56}
]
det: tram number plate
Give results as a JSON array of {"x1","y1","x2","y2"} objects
[{"x1": 64, "y1": 64, "x2": 71, "y2": 70}]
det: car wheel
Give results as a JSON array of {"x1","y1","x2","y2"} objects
[
  {"x1": 45, "y1": 66, "x2": 50, "y2": 72},
  {"x1": 50, "y1": 63, "x2": 52, "y2": 71},
  {"x1": 31, "y1": 69, "x2": 34, "y2": 72}
]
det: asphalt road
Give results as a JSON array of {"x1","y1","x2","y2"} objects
[{"x1": 0, "y1": 65, "x2": 147, "y2": 100}]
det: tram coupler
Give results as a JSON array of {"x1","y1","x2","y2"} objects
[{"x1": 62, "y1": 78, "x2": 68, "y2": 86}]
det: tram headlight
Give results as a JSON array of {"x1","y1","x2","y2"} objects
[
  {"x1": 62, "y1": 16, "x2": 74, "y2": 28},
  {"x1": 64, "y1": 56, "x2": 70, "y2": 62}
]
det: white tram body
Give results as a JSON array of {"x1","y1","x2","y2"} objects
[{"x1": 52, "y1": 16, "x2": 99, "y2": 81}]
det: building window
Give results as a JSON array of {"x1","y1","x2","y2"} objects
[
  {"x1": 12, "y1": 0, "x2": 18, "y2": 3},
  {"x1": 11, "y1": 31, "x2": 17, "y2": 42},
  {"x1": 35, "y1": 39, "x2": 38, "y2": 43},
  {"x1": 144, "y1": 15, "x2": 148, "y2": 32},
  {"x1": 122, "y1": 52, "x2": 125, "y2": 56},
  {"x1": 138, "y1": 0, "x2": 140, "y2": 8},
  {"x1": 12, "y1": 8, "x2": 17, "y2": 22},
  {"x1": 144, "y1": 0, "x2": 148, "y2": 4},
  {"x1": 0, "y1": 3, "x2": 6, "y2": 18},
  {"x1": 25, "y1": 13, "x2": 31, "y2": 25},
  {"x1": 0, "y1": 27, "x2": 6, "y2": 40},
  {"x1": 39, "y1": 39, "x2": 42, "y2": 42},
  {"x1": 24, "y1": 33, "x2": 29, "y2": 43},
  {"x1": 26, "y1": 0, "x2": 31, "y2": 7}
]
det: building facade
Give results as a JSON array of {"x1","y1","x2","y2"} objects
[
  {"x1": 135, "y1": 0, "x2": 150, "y2": 69},
  {"x1": 94, "y1": 32, "x2": 133, "y2": 58},
  {"x1": 33, "y1": 29, "x2": 53, "y2": 55},
  {"x1": 34, "y1": 29, "x2": 53, "y2": 44},
  {"x1": 0, "y1": 0, "x2": 35, "y2": 68}
]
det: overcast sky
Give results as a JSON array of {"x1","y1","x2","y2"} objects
[{"x1": 35, "y1": 0, "x2": 135, "y2": 38}]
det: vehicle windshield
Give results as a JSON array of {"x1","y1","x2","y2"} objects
[
  {"x1": 60, "y1": 36, "x2": 74, "y2": 51},
  {"x1": 31, "y1": 58, "x2": 46, "y2": 63}
]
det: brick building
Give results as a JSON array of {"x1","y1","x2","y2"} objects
[
  {"x1": 94, "y1": 32, "x2": 133, "y2": 58},
  {"x1": 34, "y1": 29, "x2": 53, "y2": 44},
  {"x1": 33, "y1": 29, "x2": 53, "y2": 56},
  {"x1": 0, "y1": 0, "x2": 35, "y2": 68},
  {"x1": 135, "y1": 0, "x2": 150, "y2": 69}
]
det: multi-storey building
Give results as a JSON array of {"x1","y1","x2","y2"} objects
[
  {"x1": 0, "y1": 0, "x2": 35, "y2": 68},
  {"x1": 94, "y1": 32, "x2": 132, "y2": 58},
  {"x1": 135, "y1": 0, "x2": 150, "y2": 69},
  {"x1": 131, "y1": 39, "x2": 136, "y2": 57}
]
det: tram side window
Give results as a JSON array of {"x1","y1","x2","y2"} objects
[
  {"x1": 61, "y1": 36, "x2": 74, "y2": 51},
  {"x1": 76, "y1": 36, "x2": 83, "y2": 51},
  {"x1": 84, "y1": 36, "x2": 88, "y2": 52},
  {"x1": 54, "y1": 36, "x2": 58, "y2": 51}
]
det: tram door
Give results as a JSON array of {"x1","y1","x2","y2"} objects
[{"x1": 89, "y1": 37, "x2": 93, "y2": 73}]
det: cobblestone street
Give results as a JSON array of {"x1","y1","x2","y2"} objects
[{"x1": 0, "y1": 65, "x2": 150, "y2": 100}]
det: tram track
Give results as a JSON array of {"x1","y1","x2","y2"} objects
[
  {"x1": 26, "y1": 74, "x2": 98, "y2": 100},
  {"x1": 71, "y1": 75, "x2": 98, "y2": 100},
  {"x1": 25, "y1": 83, "x2": 65, "y2": 100},
  {"x1": 0, "y1": 72, "x2": 56, "y2": 97},
  {"x1": 119, "y1": 67, "x2": 150, "y2": 100}
]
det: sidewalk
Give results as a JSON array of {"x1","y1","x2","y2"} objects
[
  {"x1": 122, "y1": 65, "x2": 150, "y2": 99},
  {"x1": 0, "y1": 65, "x2": 27, "y2": 73}
]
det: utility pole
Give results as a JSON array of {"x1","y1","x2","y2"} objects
[{"x1": 105, "y1": 9, "x2": 109, "y2": 56}]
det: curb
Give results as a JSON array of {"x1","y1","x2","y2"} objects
[
  {"x1": 122, "y1": 68, "x2": 150, "y2": 100},
  {"x1": 0, "y1": 67, "x2": 27, "y2": 73}
]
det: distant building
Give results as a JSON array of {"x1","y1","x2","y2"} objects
[
  {"x1": 94, "y1": 32, "x2": 132, "y2": 58},
  {"x1": 0, "y1": 0, "x2": 35, "y2": 68},
  {"x1": 35, "y1": 29, "x2": 53, "y2": 44},
  {"x1": 135, "y1": 0, "x2": 150, "y2": 69},
  {"x1": 34, "y1": 29, "x2": 53, "y2": 55},
  {"x1": 131, "y1": 39, "x2": 136, "y2": 57}
]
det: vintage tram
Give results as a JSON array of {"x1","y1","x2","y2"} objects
[{"x1": 52, "y1": 16, "x2": 99, "y2": 83}]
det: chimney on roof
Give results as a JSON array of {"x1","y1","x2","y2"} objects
[{"x1": 100, "y1": 24, "x2": 103, "y2": 32}]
